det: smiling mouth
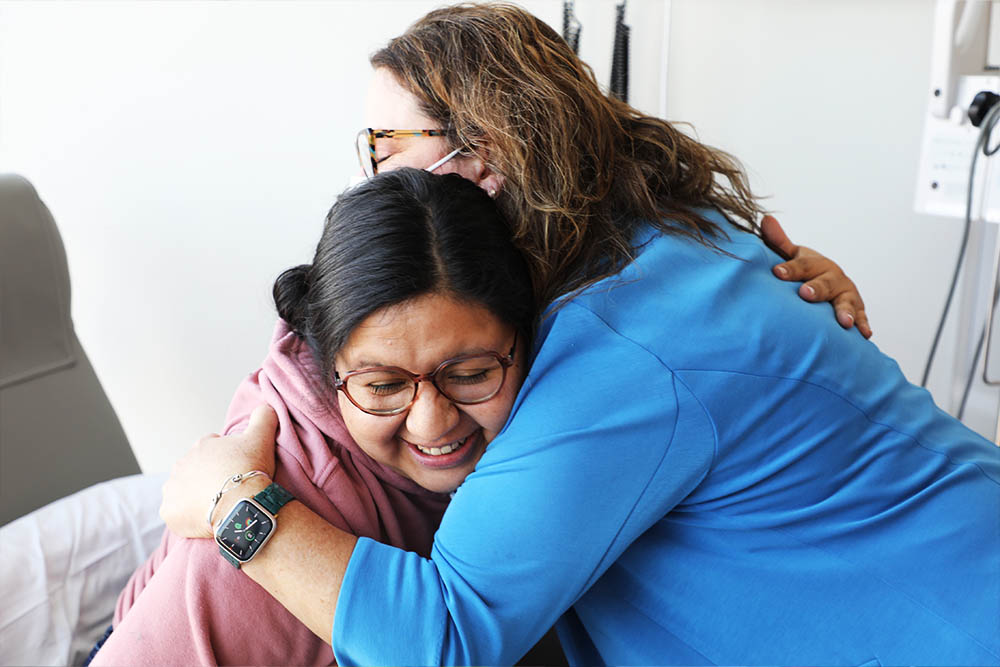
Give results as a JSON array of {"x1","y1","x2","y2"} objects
[{"x1": 412, "y1": 434, "x2": 471, "y2": 457}]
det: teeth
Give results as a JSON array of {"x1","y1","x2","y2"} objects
[{"x1": 415, "y1": 436, "x2": 469, "y2": 456}]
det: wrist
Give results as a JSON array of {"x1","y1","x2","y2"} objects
[
  {"x1": 222, "y1": 475, "x2": 270, "y2": 504},
  {"x1": 214, "y1": 479, "x2": 296, "y2": 570},
  {"x1": 210, "y1": 474, "x2": 273, "y2": 529}
]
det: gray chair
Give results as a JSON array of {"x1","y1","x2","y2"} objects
[{"x1": 0, "y1": 174, "x2": 140, "y2": 526}]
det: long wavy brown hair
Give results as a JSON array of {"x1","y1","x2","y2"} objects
[{"x1": 372, "y1": 2, "x2": 767, "y2": 309}]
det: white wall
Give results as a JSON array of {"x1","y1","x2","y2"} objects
[
  {"x1": 0, "y1": 0, "x2": 666, "y2": 472},
  {"x1": 0, "y1": 0, "x2": 994, "y2": 472}
]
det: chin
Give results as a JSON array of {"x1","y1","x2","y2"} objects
[
  {"x1": 419, "y1": 470, "x2": 472, "y2": 495},
  {"x1": 423, "y1": 478, "x2": 462, "y2": 494}
]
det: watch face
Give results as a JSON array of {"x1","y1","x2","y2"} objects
[{"x1": 215, "y1": 499, "x2": 274, "y2": 562}]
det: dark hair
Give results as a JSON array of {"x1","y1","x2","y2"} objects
[
  {"x1": 273, "y1": 168, "x2": 535, "y2": 386},
  {"x1": 372, "y1": 3, "x2": 766, "y2": 309}
]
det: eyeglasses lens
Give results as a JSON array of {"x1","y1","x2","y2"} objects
[
  {"x1": 345, "y1": 355, "x2": 506, "y2": 415},
  {"x1": 435, "y1": 356, "x2": 505, "y2": 403},
  {"x1": 355, "y1": 131, "x2": 376, "y2": 178}
]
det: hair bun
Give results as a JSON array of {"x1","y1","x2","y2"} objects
[{"x1": 273, "y1": 264, "x2": 312, "y2": 333}]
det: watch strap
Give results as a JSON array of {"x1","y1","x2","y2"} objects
[
  {"x1": 253, "y1": 482, "x2": 294, "y2": 515},
  {"x1": 219, "y1": 545, "x2": 243, "y2": 569}
]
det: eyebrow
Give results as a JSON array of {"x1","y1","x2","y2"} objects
[{"x1": 352, "y1": 359, "x2": 392, "y2": 369}]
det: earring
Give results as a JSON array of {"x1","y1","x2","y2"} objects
[{"x1": 488, "y1": 189, "x2": 497, "y2": 197}]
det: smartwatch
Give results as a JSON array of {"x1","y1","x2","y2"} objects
[{"x1": 214, "y1": 482, "x2": 295, "y2": 569}]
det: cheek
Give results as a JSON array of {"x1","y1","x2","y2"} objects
[
  {"x1": 388, "y1": 149, "x2": 432, "y2": 170},
  {"x1": 477, "y1": 381, "x2": 522, "y2": 439},
  {"x1": 386, "y1": 140, "x2": 451, "y2": 172},
  {"x1": 339, "y1": 396, "x2": 399, "y2": 452}
]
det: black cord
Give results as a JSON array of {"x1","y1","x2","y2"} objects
[
  {"x1": 921, "y1": 100, "x2": 1000, "y2": 388},
  {"x1": 610, "y1": 1, "x2": 630, "y2": 102},
  {"x1": 562, "y1": 0, "x2": 581, "y2": 55},
  {"x1": 957, "y1": 270, "x2": 1000, "y2": 419}
]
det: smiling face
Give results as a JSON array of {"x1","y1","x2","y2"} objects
[
  {"x1": 334, "y1": 292, "x2": 524, "y2": 494},
  {"x1": 362, "y1": 68, "x2": 504, "y2": 193}
]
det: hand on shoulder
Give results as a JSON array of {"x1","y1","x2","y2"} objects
[
  {"x1": 761, "y1": 215, "x2": 872, "y2": 339},
  {"x1": 160, "y1": 405, "x2": 279, "y2": 538}
]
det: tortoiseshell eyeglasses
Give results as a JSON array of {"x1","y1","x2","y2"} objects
[{"x1": 355, "y1": 128, "x2": 461, "y2": 178}]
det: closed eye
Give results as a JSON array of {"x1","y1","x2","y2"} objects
[
  {"x1": 367, "y1": 380, "x2": 410, "y2": 395},
  {"x1": 445, "y1": 370, "x2": 491, "y2": 385}
]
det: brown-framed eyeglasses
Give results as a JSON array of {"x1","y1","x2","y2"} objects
[{"x1": 334, "y1": 335, "x2": 517, "y2": 416}]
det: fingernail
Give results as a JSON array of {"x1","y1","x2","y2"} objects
[
  {"x1": 801, "y1": 285, "x2": 815, "y2": 299},
  {"x1": 775, "y1": 265, "x2": 788, "y2": 278},
  {"x1": 838, "y1": 311, "x2": 854, "y2": 326}
]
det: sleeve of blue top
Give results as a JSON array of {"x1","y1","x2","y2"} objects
[{"x1": 332, "y1": 300, "x2": 717, "y2": 665}]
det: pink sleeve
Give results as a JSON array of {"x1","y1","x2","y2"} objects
[
  {"x1": 93, "y1": 536, "x2": 334, "y2": 666},
  {"x1": 99, "y1": 332, "x2": 386, "y2": 666},
  {"x1": 222, "y1": 369, "x2": 267, "y2": 436},
  {"x1": 100, "y1": 368, "x2": 340, "y2": 665},
  {"x1": 111, "y1": 529, "x2": 174, "y2": 627},
  {"x1": 109, "y1": 370, "x2": 265, "y2": 627}
]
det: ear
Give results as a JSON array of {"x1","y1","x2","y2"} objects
[{"x1": 464, "y1": 150, "x2": 506, "y2": 198}]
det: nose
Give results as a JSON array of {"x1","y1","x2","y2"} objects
[{"x1": 405, "y1": 382, "x2": 460, "y2": 443}]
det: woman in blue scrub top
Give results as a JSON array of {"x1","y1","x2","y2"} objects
[{"x1": 159, "y1": 4, "x2": 999, "y2": 665}]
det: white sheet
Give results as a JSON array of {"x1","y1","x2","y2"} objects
[{"x1": 0, "y1": 473, "x2": 166, "y2": 666}]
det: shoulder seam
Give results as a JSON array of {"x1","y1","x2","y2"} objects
[
  {"x1": 676, "y1": 367, "x2": 1000, "y2": 486},
  {"x1": 563, "y1": 300, "x2": 721, "y2": 470}
]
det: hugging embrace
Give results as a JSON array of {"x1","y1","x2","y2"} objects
[{"x1": 93, "y1": 3, "x2": 998, "y2": 666}]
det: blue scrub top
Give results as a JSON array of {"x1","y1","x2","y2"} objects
[{"x1": 333, "y1": 218, "x2": 1000, "y2": 666}]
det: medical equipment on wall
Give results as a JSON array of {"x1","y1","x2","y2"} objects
[
  {"x1": 562, "y1": 0, "x2": 582, "y2": 54},
  {"x1": 915, "y1": 0, "x2": 1000, "y2": 439},
  {"x1": 561, "y1": 0, "x2": 633, "y2": 104},
  {"x1": 610, "y1": 1, "x2": 630, "y2": 102}
]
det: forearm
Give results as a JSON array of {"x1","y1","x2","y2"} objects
[{"x1": 217, "y1": 477, "x2": 356, "y2": 644}]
